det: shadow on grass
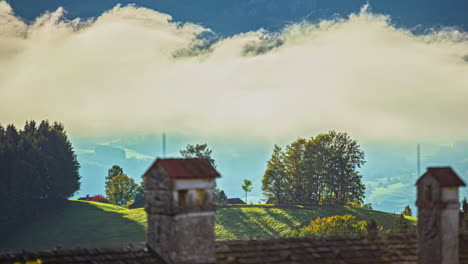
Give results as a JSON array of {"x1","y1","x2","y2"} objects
[{"x1": 1, "y1": 201, "x2": 146, "y2": 250}]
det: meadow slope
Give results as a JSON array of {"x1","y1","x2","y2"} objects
[{"x1": 1, "y1": 200, "x2": 416, "y2": 250}]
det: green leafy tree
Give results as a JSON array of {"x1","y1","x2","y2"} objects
[
  {"x1": 214, "y1": 187, "x2": 228, "y2": 205},
  {"x1": 394, "y1": 213, "x2": 410, "y2": 233},
  {"x1": 283, "y1": 138, "x2": 307, "y2": 204},
  {"x1": 261, "y1": 131, "x2": 366, "y2": 206},
  {"x1": 242, "y1": 179, "x2": 253, "y2": 204},
  {"x1": 134, "y1": 180, "x2": 145, "y2": 202},
  {"x1": 402, "y1": 205, "x2": 412, "y2": 216},
  {"x1": 262, "y1": 145, "x2": 287, "y2": 204},
  {"x1": 127, "y1": 180, "x2": 146, "y2": 209},
  {"x1": 106, "y1": 165, "x2": 123, "y2": 196},
  {"x1": 107, "y1": 174, "x2": 138, "y2": 206},
  {"x1": 180, "y1": 143, "x2": 215, "y2": 167}
]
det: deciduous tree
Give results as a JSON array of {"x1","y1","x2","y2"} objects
[
  {"x1": 261, "y1": 131, "x2": 366, "y2": 206},
  {"x1": 180, "y1": 143, "x2": 215, "y2": 167},
  {"x1": 107, "y1": 174, "x2": 138, "y2": 206},
  {"x1": 242, "y1": 179, "x2": 253, "y2": 203},
  {"x1": 262, "y1": 145, "x2": 287, "y2": 204}
]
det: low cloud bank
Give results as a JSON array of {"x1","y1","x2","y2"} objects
[{"x1": 1, "y1": 2, "x2": 468, "y2": 142}]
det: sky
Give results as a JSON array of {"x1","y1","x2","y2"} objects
[{"x1": 1, "y1": 1, "x2": 468, "y2": 211}]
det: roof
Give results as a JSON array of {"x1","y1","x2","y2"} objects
[
  {"x1": 2, "y1": 233, "x2": 468, "y2": 264},
  {"x1": 226, "y1": 198, "x2": 246, "y2": 204},
  {"x1": 144, "y1": 158, "x2": 220, "y2": 179},
  {"x1": 0, "y1": 246, "x2": 164, "y2": 264},
  {"x1": 417, "y1": 167, "x2": 466, "y2": 187},
  {"x1": 217, "y1": 233, "x2": 417, "y2": 264}
]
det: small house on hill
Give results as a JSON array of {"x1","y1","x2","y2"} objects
[
  {"x1": 226, "y1": 198, "x2": 246, "y2": 204},
  {"x1": 2, "y1": 163, "x2": 468, "y2": 264}
]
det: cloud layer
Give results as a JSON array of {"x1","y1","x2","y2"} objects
[{"x1": 1, "y1": 2, "x2": 467, "y2": 142}]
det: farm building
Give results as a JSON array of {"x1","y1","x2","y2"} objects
[{"x1": 226, "y1": 198, "x2": 246, "y2": 205}]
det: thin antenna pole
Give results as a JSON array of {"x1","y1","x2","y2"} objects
[
  {"x1": 163, "y1": 133, "x2": 166, "y2": 157},
  {"x1": 417, "y1": 144, "x2": 421, "y2": 176}
]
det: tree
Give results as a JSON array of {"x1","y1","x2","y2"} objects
[
  {"x1": 261, "y1": 131, "x2": 366, "y2": 206},
  {"x1": 402, "y1": 205, "x2": 412, "y2": 216},
  {"x1": 242, "y1": 179, "x2": 253, "y2": 204},
  {"x1": 106, "y1": 165, "x2": 123, "y2": 197},
  {"x1": 131, "y1": 180, "x2": 146, "y2": 208},
  {"x1": 134, "y1": 180, "x2": 145, "y2": 203},
  {"x1": 262, "y1": 145, "x2": 287, "y2": 204},
  {"x1": 180, "y1": 143, "x2": 215, "y2": 167},
  {"x1": 107, "y1": 174, "x2": 138, "y2": 206},
  {"x1": 283, "y1": 139, "x2": 307, "y2": 204},
  {"x1": 394, "y1": 213, "x2": 410, "y2": 233},
  {"x1": 366, "y1": 218, "x2": 382, "y2": 234},
  {"x1": 214, "y1": 187, "x2": 227, "y2": 205},
  {"x1": 0, "y1": 121, "x2": 81, "y2": 236}
]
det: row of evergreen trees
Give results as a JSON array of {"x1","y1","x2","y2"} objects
[
  {"x1": 262, "y1": 131, "x2": 366, "y2": 205},
  {"x1": 0, "y1": 121, "x2": 80, "y2": 235}
]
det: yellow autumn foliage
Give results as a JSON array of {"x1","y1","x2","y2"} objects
[
  {"x1": 12, "y1": 259, "x2": 42, "y2": 264},
  {"x1": 300, "y1": 214, "x2": 367, "y2": 236}
]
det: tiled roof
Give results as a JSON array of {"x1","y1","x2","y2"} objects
[
  {"x1": 0, "y1": 246, "x2": 164, "y2": 264},
  {"x1": 417, "y1": 167, "x2": 466, "y2": 187},
  {"x1": 216, "y1": 234, "x2": 418, "y2": 264},
  {"x1": 2, "y1": 233, "x2": 468, "y2": 264},
  {"x1": 145, "y1": 158, "x2": 220, "y2": 179}
]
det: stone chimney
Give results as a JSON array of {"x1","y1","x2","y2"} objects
[
  {"x1": 143, "y1": 158, "x2": 220, "y2": 264},
  {"x1": 416, "y1": 167, "x2": 466, "y2": 264}
]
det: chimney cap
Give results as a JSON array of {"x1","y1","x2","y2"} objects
[
  {"x1": 416, "y1": 167, "x2": 466, "y2": 187},
  {"x1": 143, "y1": 158, "x2": 220, "y2": 179}
]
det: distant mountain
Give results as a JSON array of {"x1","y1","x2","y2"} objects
[{"x1": 7, "y1": 0, "x2": 468, "y2": 35}]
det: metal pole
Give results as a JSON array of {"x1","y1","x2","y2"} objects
[{"x1": 417, "y1": 144, "x2": 420, "y2": 176}]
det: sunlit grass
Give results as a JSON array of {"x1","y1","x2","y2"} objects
[{"x1": 1, "y1": 201, "x2": 416, "y2": 249}]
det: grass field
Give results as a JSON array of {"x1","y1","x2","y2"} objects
[{"x1": 1, "y1": 200, "x2": 416, "y2": 250}]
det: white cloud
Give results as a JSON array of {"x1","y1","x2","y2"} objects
[{"x1": 1, "y1": 2, "x2": 468, "y2": 143}]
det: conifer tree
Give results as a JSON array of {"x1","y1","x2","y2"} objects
[
  {"x1": 402, "y1": 205, "x2": 412, "y2": 216},
  {"x1": 394, "y1": 213, "x2": 410, "y2": 233},
  {"x1": 0, "y1": 121, "x2": 81, "y2": 235}
]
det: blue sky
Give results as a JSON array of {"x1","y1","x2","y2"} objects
[{"x1": 1, "y1": 0, "x2": 468, "y2": 212}]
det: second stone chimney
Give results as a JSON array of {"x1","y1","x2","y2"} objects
[
  {"x1": 143, "y1": 158, "x2": 220, "y2": 264},
  {"x1": 416, "y1": 167, "x2": 466, "y2": 264}
]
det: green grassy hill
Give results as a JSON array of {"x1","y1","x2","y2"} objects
[{"x1": 1, "y1": 200, "x2": 416, "y2": 250}]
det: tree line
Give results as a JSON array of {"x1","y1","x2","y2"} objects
[
  {"x1": 262, "y1": 131, "x2": 366, "y2": 205},
  {"x1": 0, "y1": 121, "x2": 80, "y2": 235}
]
